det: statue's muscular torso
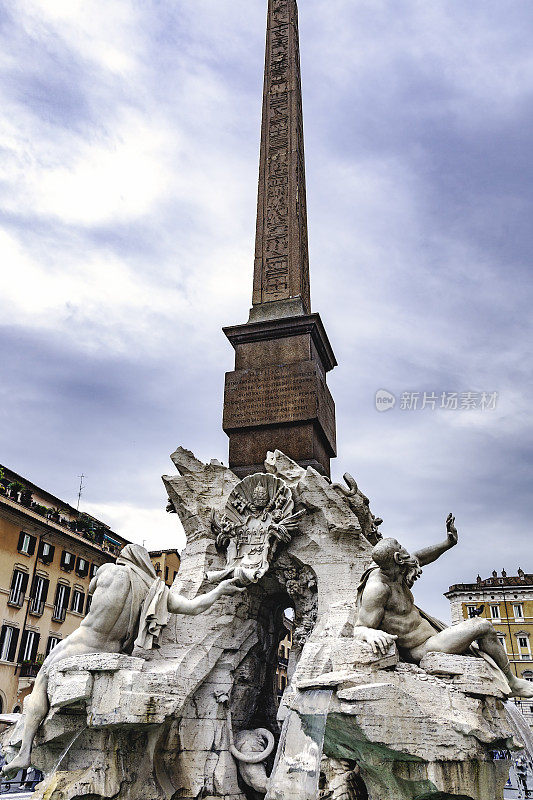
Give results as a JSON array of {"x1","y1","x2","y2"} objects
[
  {"x1": 364, "y1": 570, "x2": 436, "y2": 653},
  {"x1": 42, "y1": 564, "x2": 135, "y2": 673}
]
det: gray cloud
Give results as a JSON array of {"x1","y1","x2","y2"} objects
[{"x1": 0, "y1": 0, "x2": 532, "y2": 619}]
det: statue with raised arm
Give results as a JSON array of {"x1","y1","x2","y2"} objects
[
  {"x1": 2, "y1": 544, "x2": 242, "y2": 777},
  {"x1": 354, "y1": 514, "x2": 533, "y2": 698}
]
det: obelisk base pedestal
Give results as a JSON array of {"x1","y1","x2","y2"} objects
[{"x1": 223, "y1": 309, "x2": 336, "y2": 478}]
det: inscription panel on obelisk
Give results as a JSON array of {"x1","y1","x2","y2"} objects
[{"x1": 223, "y1": 361, "x2": 336, "y2": 454}]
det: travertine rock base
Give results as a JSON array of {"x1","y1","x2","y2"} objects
[{"x1": 3, "y1": 449, "x2": 517, "y2": 800}]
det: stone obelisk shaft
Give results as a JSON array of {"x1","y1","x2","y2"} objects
[
  {"x1": 252, "y1": 0, "x2": 310, "y2": 315},
  {"x1": 223, "y1": 0, "x2": 336, "y2": 478}
]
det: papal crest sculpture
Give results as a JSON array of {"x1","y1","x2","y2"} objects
[{"x1": 208, "y1": 473, "x2": 303, "y2": 585}]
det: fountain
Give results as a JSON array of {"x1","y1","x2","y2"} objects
[{"x1": 1, "y1": 448, "x2": 525, "y2": 800}]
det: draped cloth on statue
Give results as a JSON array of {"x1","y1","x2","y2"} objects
[
  {"x1": 356, "y1": 567, "x2": 510, "y2": 696},
  {"x1": 116, "y1": 545, "x2": 170, "y2": 653}
]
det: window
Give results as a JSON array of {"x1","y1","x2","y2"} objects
[
  {"x1": 519, "y1": 637, "x2": 529, "y2": 649},
  {"x1": 71, "y1": 590, "x2": 85, "y2": 614},
  {"x1": 17, "y1": 532, "x2": 36, "y2": 556},
  {"x1": 18, "y1": 630, "x2": 39, "y2": 663},
  {"x1": 8, "y1": 570, "x2": 29, "y2": 607},
  {"x1": 490, "y1": 605, "x2": 501, "y2": 620},
  {"x1": 60, "y1": 551, "x2": 74, "y2": 571},
  {"x1": 29, "y1": 576, "x2": 49, "y2": 616},
  {"x1": 53, "y1": 584, "x2": 71, "y2": 622},
  {"x1": 523, "y1": 671, "x2": 533, "y2": 683},
  {"x1": 165, "y1": 566, "x2": 169, "y2": 582},
  {"x1": 0, "y1": 626, "x2": 20, "y2": 662},
  {"x1": 497, "y1": 635, "x2": 507, "y2": 653},
  {"x1": 85, "y1": 595, "x2": 92, "y2": 615},
  {"x1": 514, "y1": 604, "x2": 524, "y2": 620},
  {"x1": 89, "y1": 563, "x2": 98, "y2": 580},
  {"x1": 75, "y1": 557, "x2": 89, "y2": 578},
  {"x1": 38, "y1": 541, "x2": 55, "y2": 565},
  {"x1": 46, "y1": 636, "x2": 61, "y2": 656},
  {"x1": 467, "y1": 606, "x2": 477, "y2": 618}
]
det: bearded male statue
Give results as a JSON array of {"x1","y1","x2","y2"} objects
[
  {"x1": 2, "y1": 544, "x2": 243, "y2": 777},
  {"x1": 354, "y1": 514, "x2": 533, "y2": 698}
]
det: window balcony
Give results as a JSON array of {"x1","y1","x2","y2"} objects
[{"x1": 19, "y1": 661, "x2": 41, "y2": 679}]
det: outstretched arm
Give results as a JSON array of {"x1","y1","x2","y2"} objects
[
  {"x1": 413, "y1": 513, "x2": 458, "y2": 567},
  {"x1": 167, "y1": 578, "x2": 243, "y2": 616}
]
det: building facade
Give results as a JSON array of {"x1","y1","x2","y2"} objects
[
  {"x1": 148, "y1": 549, "x2": 181, "y2": 587},
  {"x1": 446, "y1": 569, "x2": 533, "y2": 725},
  {"x1": 0, "y1": 465, "x2": 129, "y2": 714},
  {"x1": 276, "y1": 615, "x2": 293, "y2": 700}
]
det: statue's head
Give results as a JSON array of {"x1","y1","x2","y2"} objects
[
  {"x1": 372, "y1": 537, "x2": 422, "y2": 587},
  {"x1": 252, "y1": 484, "x2": 269, "y2": 509}
]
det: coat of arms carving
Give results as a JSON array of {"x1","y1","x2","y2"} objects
[{"x1": 207, "y1": 473, "x2": 302, "y2": 585}]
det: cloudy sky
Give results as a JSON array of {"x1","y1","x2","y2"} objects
[{"x1": 1, "y1": 0, "x2": 532, "y2": 619}]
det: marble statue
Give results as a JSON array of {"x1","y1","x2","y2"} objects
[
  {"x1": 354, "y1": 514, "x2": 533, "y2": 698},
  {"x1": 2, "y1": 543, "x2": 242, "y2": 778},
  {"x1": 230, "y1": 728, "x2": 275, "y2": 794},
  {"x1": 208, "y1": 473, "x2": 302, "y2": 585},
  {"x1": 2, "y1": 451, "x2": 523, "y2": 800}
]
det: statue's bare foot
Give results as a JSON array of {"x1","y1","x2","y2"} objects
[
  {"x1": 1, "y1": 752, "x2": 31, "y2": 778},
  {"x1": 508, "y1": 676, "x2": 533, "y2": 699}
]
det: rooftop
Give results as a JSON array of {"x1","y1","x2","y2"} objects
[
  {"x1": 0, "y1": 464, "x2": 129, "y2": 558},
  {"x1": 446, "y1": 569, "x2": 533, "y2": 596}
]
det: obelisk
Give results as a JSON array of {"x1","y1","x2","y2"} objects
[{"x1": 223, "y1": 0, "x2": 337, "y2": 478}]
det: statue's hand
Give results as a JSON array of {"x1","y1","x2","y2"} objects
[
  {"x1": 271, "y1": 524, "x2": 292, "y2": 543},
  {"x1": 219, "y1": 577, "x2": 246, "y2": 596},
  {"x1": 446, "y1": 512, "x2": 458, "y2": 546},
  {"x1": 355, "y1": 626, "x2": 398, "y2": 656}
]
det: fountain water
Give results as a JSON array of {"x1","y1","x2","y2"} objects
[
  {"x1": 505, "y1": 702, "x2": 533, "y2": 765},
  {"x1": 46, "y1": 726, "x2": 86, "y2": 780}
]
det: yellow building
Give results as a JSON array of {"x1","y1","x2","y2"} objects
[
  {"x1": 0, "y1": 465, "x2": 129, "y2": 714},
  {"x1": 276, "y1": 615, "x2": 293, "y2": 699},
  {"x1": 445, "y1": 569, "x2": 533, "y2": 725},
  {"x1": 148, "y1": 549, "x2": 181, "y2": 587}
]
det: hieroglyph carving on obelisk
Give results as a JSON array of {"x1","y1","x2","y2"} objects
[{"x1": 253, "y1": 0, "x2": 310, "y2": 312}]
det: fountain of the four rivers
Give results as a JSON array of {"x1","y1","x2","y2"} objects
[{"x1": 2, "y1": 1, "x2": 532, "y2": 798}]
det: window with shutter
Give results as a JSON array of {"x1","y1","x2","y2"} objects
[
  {"x1": 38, "y1": 541, "x2": 55, "y2": 564},
  {"x1": 0, "y1": 626, "x2": 12, "y2": 661},
  {"x1": 19, "y1": 630, "x2": 32, "y2": 662},
  {"x1": 8, "y1": 628, "x2": 19, "y2": 662},
  {"x1": 46, "y1": 636, "x2": 61, "y2": 655},
  {"x1": 8, "y1": 570, "x2": 28, "y2": 607},
  {"x1": 75, "y1": 557, "x2": 88, "y2": 577},
  {"x1": 30, "y1": 632, "x2": 40, "y2": 662},
  {"x1": 29, "y1": 576, "x2": 49, "y2": 616},
  {"x1": 61, "y1": 551, "x2": 74, "y2": 571},
  {"x1": 53, "y1": 584, "x2": 71, "y2": 622},
  {"x1": 0, "y1": 626, "x2": 20, "y2": 662},
  {"x1": 17, "y1": 532, "x2": 36, "y2": 555},
  {"x1": 71, "y1": 590, "x2": 85, "y2": 614}
]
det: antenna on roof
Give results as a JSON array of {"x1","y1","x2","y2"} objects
[{"x1": 76, "y1": 474, "x2": 85, "y2": 511}]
